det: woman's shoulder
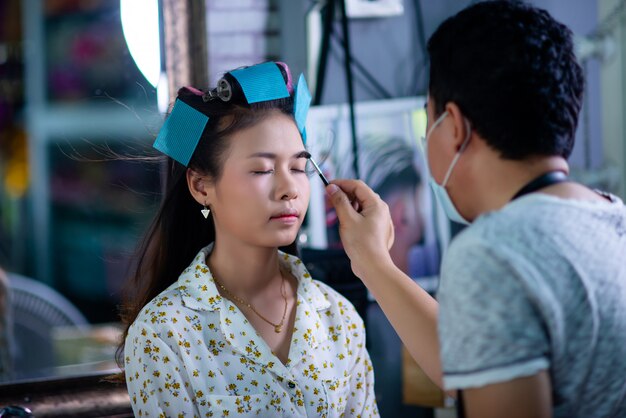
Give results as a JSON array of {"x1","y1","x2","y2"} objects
[
  {"x1": 130, "y1": 283, "x2": 187, "y2": 330},
  {"x1": 310, "y1": 279, "x2": 365, "y2": 327},
  {"x1": 132, "y1": 245, "x2": 223, "y2": 329},
  {"x1": 310, "y1": 279, "x2": 352, "y2": 306}
]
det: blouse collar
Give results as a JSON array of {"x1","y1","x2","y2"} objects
[{"x1": 178, "y1": 244, "x2": 331, "y2": 313}]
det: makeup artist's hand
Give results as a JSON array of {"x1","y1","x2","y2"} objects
[{"x1": 326, "y1": 179, "x2": 395, "y2": 277}]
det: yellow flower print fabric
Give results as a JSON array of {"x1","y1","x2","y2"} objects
[{"x1": 125, "y1": 245, "x2": 379, "y2": 417}]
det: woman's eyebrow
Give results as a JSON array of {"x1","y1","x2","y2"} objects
[
  {"x1": 296, "y1": 151, "x2": 311, "y2": 159},
  {"x1": 248, "y1": 151, "x2": 311, "y2": 159}
]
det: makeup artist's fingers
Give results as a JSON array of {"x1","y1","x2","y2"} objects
[
  {"x1": 326, "y1": 180, "x2": 394, "y2": 275},
  {"x1": 330, "y1": 179, "x2": 380, "y2": 211},
  {"x1": 326, "y1": 183, "x2": 359, "y2": 222},
  {"x1": 330, "y1": 180, "x2": 391, "y2": 246}
]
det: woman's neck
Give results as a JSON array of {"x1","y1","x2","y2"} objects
[{"x1": 206, "y1": 239, "x2": 283, "y2": 298}]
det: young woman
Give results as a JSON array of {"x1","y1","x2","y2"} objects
[{"x1": 117, "y1": 62, "x2": 378, "y2": 417}]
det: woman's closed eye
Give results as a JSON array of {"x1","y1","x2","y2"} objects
[
  {"x1": 252, "y1": 169, "x2": 274, "y2": 175},
  {"x1": 291, "y1": 164, "x2": 307, "y2": 174},
  {"x1": 250, "y1": 161, "x2": 310, "y2": 175},
  {"x1": 248, "y1": 151, "x2": 312, "y2": 176},
  {"x1": 251, "y1": 166, "x2": 308, "y2": 175}
]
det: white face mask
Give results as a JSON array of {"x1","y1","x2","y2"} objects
[{"x1": 423, "y1": 110, "x2": 472, "y2": 225}]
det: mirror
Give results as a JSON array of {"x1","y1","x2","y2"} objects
[{"x1": 0, "y1": 0, "x2": 161, "y2": 384}]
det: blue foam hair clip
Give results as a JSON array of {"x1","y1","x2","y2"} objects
[
  {"x1": 229, "y1": 62, "x2": 290, "y2": 104},
  {"x1": 300, "y1": 127, "x2": 308, "y2": 144},
  {"x1": 294, "y1": 73, "x2": 312, "y2": 144},
  {"x1": 153, "y1": 100, "x2": 209, "y2": 166}
]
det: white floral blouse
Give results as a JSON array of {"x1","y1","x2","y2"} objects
[{"x1": 125, "y1": 245, "x2": 379, "y2": 418}]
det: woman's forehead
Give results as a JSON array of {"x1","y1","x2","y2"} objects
[{"x1": 228, "y1": 113, "x2": 304, "y2": 156}]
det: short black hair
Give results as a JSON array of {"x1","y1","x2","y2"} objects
[{"x1": 427, "y1": 0, "x2": 584, "y2": 160}]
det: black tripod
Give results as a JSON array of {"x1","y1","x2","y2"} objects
[{"x1": 313, "y1": 0, "x2": 360, "y2": 180}]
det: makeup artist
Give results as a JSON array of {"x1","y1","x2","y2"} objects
[{"x1": 326, "y1": 2, "x2": 626, "y2": 418}]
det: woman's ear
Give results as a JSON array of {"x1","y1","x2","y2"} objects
[
  {"x1": 445, "y1": 102, "x2": 472, "y2": 152},
  {"x1": 186, "y1": 168, "x2": 213, "y2": 205}
]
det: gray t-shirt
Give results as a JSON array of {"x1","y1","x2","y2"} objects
[{"x1": 438, "y1": 192, "x2": 626, "y2": 417}]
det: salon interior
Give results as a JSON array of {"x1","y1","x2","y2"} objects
[{"x1": 0, "y1": 0, "x2": 624, "y2": 416}]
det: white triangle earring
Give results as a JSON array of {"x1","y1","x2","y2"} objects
[{"x1": 201, "y1": 204, "x2": 210, "y2": 219}]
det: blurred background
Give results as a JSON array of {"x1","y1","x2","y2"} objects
[{"x1": 0, "y1": 0, "x2": 624, "y2": 416}]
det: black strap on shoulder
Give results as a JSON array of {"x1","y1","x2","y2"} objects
[
  {"x1": 456, "y1": 390, "x2": 466, "y2": 418},
  {"x1": 511, "y1": 170, "x2": 568, "y2": 201}
]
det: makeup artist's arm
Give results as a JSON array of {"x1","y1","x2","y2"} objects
[{"x1": 326, "y1": 180, "x2": 443, "y2": 388}]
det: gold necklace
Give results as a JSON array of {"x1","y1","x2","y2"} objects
[{"x1": 213, "y1": 270, "x2": 288, "y2": 333}]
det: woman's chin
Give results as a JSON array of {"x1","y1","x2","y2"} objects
[{"x1": 274, "y1": 233, "x2": 299, "y2": 248}]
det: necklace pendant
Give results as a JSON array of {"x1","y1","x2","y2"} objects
[{"x1": 274, "y1": 324, "x2": 282, "y2": 333}]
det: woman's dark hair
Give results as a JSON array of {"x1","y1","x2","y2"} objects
[
  {"x1": 427, "y1": 1, "x2": 584, "y2": 160},
  {"x1": 114, "y1": 63, "x2": 299, "y2": 377}
]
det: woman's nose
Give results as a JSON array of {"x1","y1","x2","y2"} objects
[{"x1": 276, "y1": 171, "x2": 299, "y2": 201}]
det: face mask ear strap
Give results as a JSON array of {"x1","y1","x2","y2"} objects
[
  {"x1": 458, "y1": 118, "x2": 472, "y2": 153},
  {"x1": 425, "y1": 110, "x2": 449, "y2": 142},
  {"x1": 442, "y1": 118, "x2": 472, "y2": 187}
]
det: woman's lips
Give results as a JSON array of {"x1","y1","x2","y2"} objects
[
  {"x1": 270, "y1": 208, "x2": 299, "y2": 218},
  {"x1": 270, "y1": 211, "x2": 300, "y2": 224}
]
